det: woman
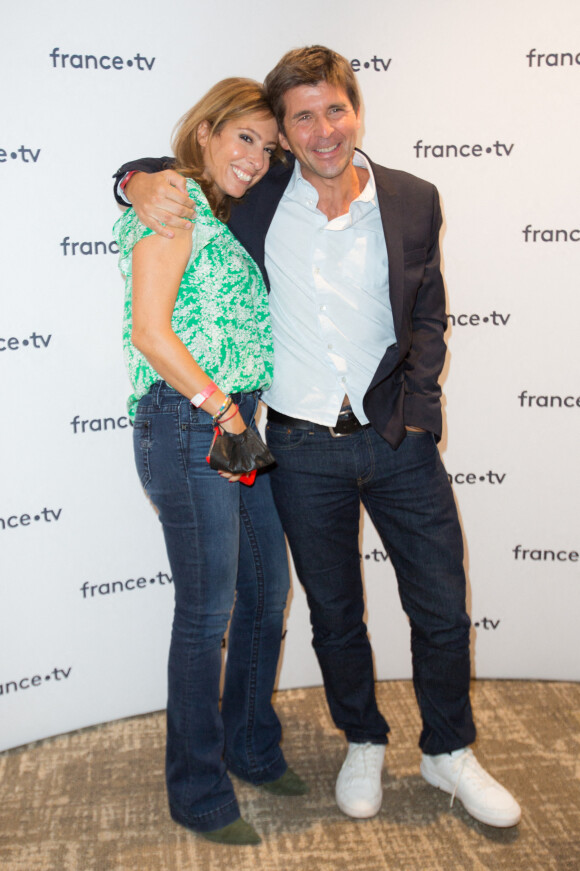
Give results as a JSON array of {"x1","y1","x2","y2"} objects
[{"x1": 113, "y1": 79, "x2": 306, "y2": 846}]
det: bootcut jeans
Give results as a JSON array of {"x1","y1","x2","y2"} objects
[
  {"x1": 265, "y1": 419, "x2": 476, "y2": 756},
  {"x1": 133, "y1": 382, "x2": 289, "y2": 832}
]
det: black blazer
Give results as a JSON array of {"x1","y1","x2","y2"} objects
[{"x1": 114, "y1": 150, "x2": 447, "y2": 448}]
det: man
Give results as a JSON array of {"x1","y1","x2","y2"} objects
[{"x1": 114, "y1": 46, "x2": 521, "y2": 828}]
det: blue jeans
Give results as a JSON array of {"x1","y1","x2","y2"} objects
[
  {"x1": 133, "y1": 382, "x2": 289, "y2": 832},
  {"x1": 265, "y1": 421, "x2": 476, "y2": 756}
]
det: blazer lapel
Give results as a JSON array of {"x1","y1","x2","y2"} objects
[{"x1": 370, "y1": 158, "x2": 405, "y2": 342}]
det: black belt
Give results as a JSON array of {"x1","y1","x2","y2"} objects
[{"x1": 267, "y1": 408, "x2": 371, "y2": 438}]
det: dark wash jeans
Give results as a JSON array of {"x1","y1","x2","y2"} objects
[
  {"x1": 134, "y1": 382, "x2": 289, "y2": 832},
  {"x1": 265, "y1": 421, "x2": 476, "y2": 755}
]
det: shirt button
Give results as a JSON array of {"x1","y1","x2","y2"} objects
[
  {"x1": 320, "y1": 304, "x2": 327, "y2": 311},
  {"x1": 327, "y1": 343, "x2": 333, "y2": 350},
  {"x1": 313, "y1": 266, "x2": 320, "y2": 275}
]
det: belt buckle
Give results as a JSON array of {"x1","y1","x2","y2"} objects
[{"x1": 328, "y1": 425, "x2": 347, "y2": 438}]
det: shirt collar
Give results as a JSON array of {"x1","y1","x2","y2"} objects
[
  {"x1": 284, "y1": 148, "x2": 377, "y2": 213},
  {"x1": 352, "y1": 149, "x2": 376, "y2": 204}
]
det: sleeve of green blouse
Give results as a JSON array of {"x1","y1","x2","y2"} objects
[
  {"x1": 184, "y1": 178, "x2": 221, "y2": 269},
  {"x1": 112, "y1": 179, "x2": 219, "y2": 279},
  {"x1": 112, "y1": 208, "x2": 155, "y2": 278}
]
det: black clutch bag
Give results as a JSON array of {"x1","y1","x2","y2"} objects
[{"x1": 207, "y1": 426, "x2": 275, "y2": 474}]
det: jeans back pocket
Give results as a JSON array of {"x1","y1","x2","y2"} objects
[{"x1": 133, "y1": 417, "x2": 152, "y2": 488}]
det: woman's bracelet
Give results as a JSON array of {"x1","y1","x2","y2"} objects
[
  {"x1": 212, "y1": 395, "x2": 233, "y2": 423},
  {"x1": 217, "y1": 404, "x2": 239, "y2": 424}
]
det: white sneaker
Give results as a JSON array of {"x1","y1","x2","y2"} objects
[
  {"x1": 335, "y1": 742, "x2": 386, "y2": 818},
  {"x1": 421, "y1": 747, "x2": 521, "y2": 827}
]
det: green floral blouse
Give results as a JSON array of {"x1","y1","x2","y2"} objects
[{"x1": 113, "y1": 178, "x2": 274, "y2": 420}]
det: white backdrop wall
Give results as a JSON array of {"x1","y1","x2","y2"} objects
[{"x1": 1, "y1": 0, "x2": 579, "y2": 752}]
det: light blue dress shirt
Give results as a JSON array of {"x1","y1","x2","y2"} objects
[{"x1": 262, "y1": 151, "x2": 395, "y2": 425}]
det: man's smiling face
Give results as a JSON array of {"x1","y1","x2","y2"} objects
[{"x1": 278, "y1": 81, "x2": 361, "y2": 188}]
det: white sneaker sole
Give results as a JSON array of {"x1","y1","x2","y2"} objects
[{"x1": 335, "y1": 791, "x2": 382, "y2": 819}]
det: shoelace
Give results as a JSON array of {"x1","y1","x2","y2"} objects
[
  {"x1": 449, "y1": 749, "x2": 493, "y2": 809},
  {"x1": 345, "y1": 743, "x2": 382, "y2": 779},
  {"x1": 449, "y1": 751, "x2": 469, "y2": 808}
]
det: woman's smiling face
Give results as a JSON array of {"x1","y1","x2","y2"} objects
[{"x1": 198, "y1": 112, "x2": 279, "y2": 199}]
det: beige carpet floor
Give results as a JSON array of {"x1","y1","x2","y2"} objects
[{"x1": 1, "y1": 680, "x2": 579, "y2": 871}]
